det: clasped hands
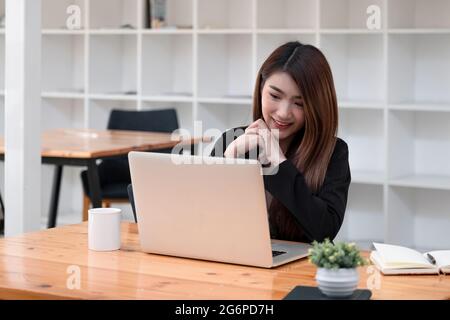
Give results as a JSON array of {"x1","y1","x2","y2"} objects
[{"x1": 224, "y1": 119, "x2": 286, "y2": 168}]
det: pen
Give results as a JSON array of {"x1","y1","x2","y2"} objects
[{"x1": 426, "y1": 253, "x2": 436, "y2": 265}]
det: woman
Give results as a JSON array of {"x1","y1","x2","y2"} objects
[{"x1": 210, "y1": 41, "x2": 351, "y2": 243}]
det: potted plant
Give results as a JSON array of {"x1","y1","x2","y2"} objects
[{"x1": 308, "y1": 239, "x2": 367, "y2": 298}]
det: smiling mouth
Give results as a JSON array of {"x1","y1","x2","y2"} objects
[{"x1": 273, "y1": 118, "x2": 292, "y2": 128}]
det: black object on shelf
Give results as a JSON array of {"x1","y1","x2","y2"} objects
[
  {"x1": 145, "y1": 0, "x2": 151, "y2": 29},
  {"x1": 283, "y1": 286, "x2": 372, "y2": 300}
]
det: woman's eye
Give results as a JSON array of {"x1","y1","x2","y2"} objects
[
  {"x1": 270, "y1": 93, "x2": 280, "y2": 100},
  {"x1": 295, "y1": 102, "x2": 304, "y2": 107}
]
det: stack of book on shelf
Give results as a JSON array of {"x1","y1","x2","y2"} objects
[
  {"x1": 146, "y1": 0, "x2": 167, "y2": 29},
  {"x1": 145, "y1": 0, "x2": 192, "y2": 29}
]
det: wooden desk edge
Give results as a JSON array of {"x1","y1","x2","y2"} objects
[{"x1": 1, "y1": 222, "x2": 449, "y2": 300}]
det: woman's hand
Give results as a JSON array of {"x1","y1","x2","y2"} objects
[
  {"x1": 224, "y1": 119, "x2": 286, "y2": 168},
  {"x1": 224, "y1": 132, "x2": 262, "y2": 159},
  {"x1": 245, "y1": 119, "x2": 286, "y2": 167}
]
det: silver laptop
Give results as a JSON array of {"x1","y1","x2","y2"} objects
[{"x1": 128, "y1": 151, "x2": 311, "y2": 268}]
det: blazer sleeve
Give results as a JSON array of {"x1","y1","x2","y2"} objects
[
  {"x1": 263, "y1": 139, "x2": 351, "y2": 242},
  {"x1": 210, "y1": 126, "x2": 247, "y2": 158}
]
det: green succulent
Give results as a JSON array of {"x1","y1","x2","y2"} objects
[{"x1": 308, "y1": 239, "x2": 367, "y2": 269}]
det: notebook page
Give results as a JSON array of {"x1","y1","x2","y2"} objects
[
  {"x1": 426, "y1": 250, "x2": 450, "y2": 269},
  {"x1": 373, "y1": 243, "x2": 432, "y2": 267}
]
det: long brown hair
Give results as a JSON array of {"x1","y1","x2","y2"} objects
[{"x1": 253, "y1": 41, "x2": 338, "y2": 241}]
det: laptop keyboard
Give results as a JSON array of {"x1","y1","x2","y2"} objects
[{"x1": 272, "y1": 250, "x2": 287, "y2": 257}]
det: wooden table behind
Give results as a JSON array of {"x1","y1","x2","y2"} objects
[
  {"x1": 0, "y1": 128, "x2": 208, "y2": 228},
  {"x1": 0, "y1": 222, "x2": 449, "y2": 300},
  {"x1": 0, "y1": 128, "x2": 202, "y2": 159}
]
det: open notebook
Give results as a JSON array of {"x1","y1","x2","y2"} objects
[{"x1": 370, "y1": 243, "x2": 450, "y2": 275}]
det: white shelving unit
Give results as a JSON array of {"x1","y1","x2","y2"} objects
[
  {"x1": 388, "y1": 110, "x2": 450, "y2": 190},
  {"x1": 320, "y1": 0, "x2": 385, "y2": 30},
  {"x1": 388, "y1": 0, "x2": 450, "y2": 30},
  {"x1": 42, "y1": 0, "x2": 86, "y2": 30},
  {"x1": 257, "y1": 0, "x2": 317, "y2": 30},
  {"x1": 338, "y1": 108, "x2": 385, "y2": 185},
  {"x1": 0, "y1": 0, "x2": 449, "y2": 248},
  {"x1": 198, "y1": 0, "x2": 252, "y2": 30},
  {"x1": 388, "y1": 33, "x2": 450, "y2": 109},
  {"x1": 42, "y1": 34, "x2": 85, "y2": 94},
  {"x1": 321, "y1": 33, "x2": 385, "y2": 104},
  {"x1": 339, "y1": 184, "x2": 385, "y2": 248}
]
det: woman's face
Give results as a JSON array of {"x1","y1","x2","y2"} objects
[{"x1": 261, "y1": 71, "x2": 305, "y2": 142}]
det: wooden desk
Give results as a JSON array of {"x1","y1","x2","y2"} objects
[
  {"x1": 0, "y1": 129, "x2": 205, "y2": 228},
  {"x1": 0, "y1": 222, "x2": 449, "y2": 300}
]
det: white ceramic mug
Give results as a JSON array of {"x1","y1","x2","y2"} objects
[{"x1": 88, "y1": 208, "x2": 122, "y2": 251}]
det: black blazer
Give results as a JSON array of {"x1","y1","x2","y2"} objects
[{"x1": 210, "y1": 126, "x2": 351, "y2": 243}]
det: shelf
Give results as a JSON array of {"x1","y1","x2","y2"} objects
[
  {"x1": 89, "y1": 0, "x2": 138, "y2": 30},
  {"x1": 197, "y1": 29, "x2": 252, "y2": 35},
  {"x1": 42, "y1": 91, "x2": 85, "y2": 99},
  {"x1": 141, "y1": 95, "x2": 193, "y2": 103},
  {"x1": 320, "y1": 29, "x2": 383, "y2": 34},
  {"x1": 388, "y1": 103, "x2": 450, "y2": 112},
  {"x1": 387, "y1": 186, "x2": 450, "y2": 249},
  {"x1": 141, "y1": 34, "x2": 193, "y2": 97},
  {"x1": 320, "y1": 33, "x2": 384, "y2": 103},
  {"x1": 89, "y1": 34, "x2": 137, "y2": 95},
  {"x1": 387, "y1": 28, "x2": 450, "y2": 34},
  {"x1": 389, "y1": 174, "x2": 450, "y2": 191},
  {"x1": 42, "y1": 29, "x2": 85, "y2": 35},
  {"x1": 41, "y1": 34, "x2": 84, "y2": 93},
  {"x1": 339, "y1": 108, "x2": 385, "y2": 177},
  {"x1": 89, "y1": 93, "x2": 137, "y2": 101},
  {"x1": 256, "y1": 33, "x2": 316, "y2": 69},
  {"x1": 141, "y1": 28, "x2": 193, "y2": 35},
  {"x1": 197, "y1": 97, "x2": 252, "y2": 105},
  {"x1": 42, "y1": 0, "x2": 86, "y2": 30},
  {"x1": 0, "y1": 90, "x2": 86, "y2": 100},
  {"x1": 388, "y1": 110, "x2": 450, "y2": 186},
  {"x1": 388, "y1": 0, "x2": 450, "y2": 29},
  {"x1": 336, "y1": 184, "x2": 384, "y2": 243},
  {"x1": 198, "y1": 0, "x2": 252, "y2": 30},
  {"x1": 257, "y1": 0, "x2": 317, "y2": 29},
  {"x1": 338, "y1": 100, "x2": 384, "y2": 110},
  {"x1": 256, "y1": 29, "x2": 316, "y2": 34},
  {"x1": 320, "y1": 0, "x2": 385, "y2": 29},
  {"x1": 388, "y1": 34, "x2": 450, "y2": 105},
  {"x1": 89, "y1": 29, "x2": 138, "y2": 35},
  {"x1": 198, "y1": 34, "x2": 252, "y2": 99},
  {"x1": 351, "y1": 170, "x2": 385, "y2": 185}
]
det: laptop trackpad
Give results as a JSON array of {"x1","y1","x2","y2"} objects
[{"x1": 271, "y1": 240, "x2": 311, "y2": 266}]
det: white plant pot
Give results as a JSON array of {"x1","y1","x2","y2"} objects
[{"x1": 316, "y1": 268, "x2": 359, "y2": 298}]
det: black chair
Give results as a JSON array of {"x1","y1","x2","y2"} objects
[{"x1": 80, "y1": 109, "x2": 179, "y2": 222}]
